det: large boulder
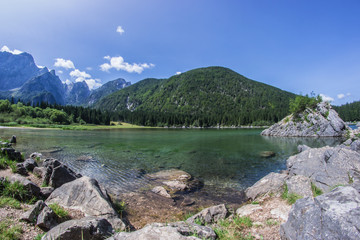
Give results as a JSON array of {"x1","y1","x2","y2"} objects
[
  {"x1": 245, "y1": 172, "x2": 287, "y2": 200},
  {"x1": 9, "y1": 174, "x2": 41, "y2": 198},
  {"x1": 108, "y1": 223, "x2": 202, "y2": 240},
  {"x1": 42, "y1": 217, "x2": 113, "y2": 240},
  {"x1": 23, "y1": 158, "x2": 38, "y2": 171},
  {"x1": 42, "y1": 158, "x2": 81, "y2": 188},
  {"x1": 36, "y1": 205, "x2": 58, "y2": 231},
  {"x1": 21, "y1": 200, "x2": 46, "y2": 223},
  {"x1": 285, "y1": 175, "x2": 313, "y2": 197},
  {"x1": 286, "y1": 145, "x2": 360, "y2": 192},
  {"x1": 46, "y1": 176, "x2": 126, "y2": 230},
  {"x1": 186, "y1": 204, "x2": 227, "y2": 225},
  {"x1": 1, "y1": 147, "x2": 22, "y2": 161},
  {"x1": 280, "y1": 186, "x2": 360, "y2": 240},
  {"x1": 261, "y1": 102, "x2": 349, "y2": 137}
]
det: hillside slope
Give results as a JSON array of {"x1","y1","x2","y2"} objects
[{"x1": 96, "y1": 67, "x2": 296, "y2": 126}]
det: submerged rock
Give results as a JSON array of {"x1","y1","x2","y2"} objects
[
  {"x1": 259, "y1": 151, "x2": 276, "y2": 158},
  {"x1": 280, "y1": 186, "x2": 360, "y2": 240},
  {"x1": 261, "y1": 102, "x2": 349, "y2": 137}
]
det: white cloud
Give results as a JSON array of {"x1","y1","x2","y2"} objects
[
  {"x1": 62, "y1": 79, "x2": 72, "y2": 85},
  {"x1": 84, "y1": 79, "x2": 102, "y2": 90},
  {"x1": 58, "y1": 70, "x2": 63, "y2": 74},
  {"x1": 1, "y1": 45, "x2": 23, "y2": 55},
  {"x1": 116, "y1": 26, "x2": 125, "y2": 34},
  {"x1": 320, "y1": 94, "x2": 334, "y2": 102},
  {"x1": 69, "y1": 69, "x2": 101, "y2": 90},
  {"x1": 54, "y1": 58, "x2": 75, "y2": 69},
  {"x1": 100, "y1": 56, "x2": 154, "y2": 74},
  {"x1": 175, "y1": 72, "x2": 181, "y2": 75},
  {"x1": 337, "y1": 94, "x2": 345, "y2": 99},
  {"x1": 86, "y1": 67, "x2": 92, "y2": 71}
]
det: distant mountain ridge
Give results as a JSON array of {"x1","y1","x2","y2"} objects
[
  {"x1": 96, "y1": 66, "x2": 296, "y2": 126},
  {"x1": 0, "y1": 51, "x2": 131, "y2": 105}
]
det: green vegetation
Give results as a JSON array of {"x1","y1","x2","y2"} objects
[
  {"x1": 330, "y1": 184, "x2": 346, "y2": 191},
  {"x1": 34, "y1": 233, "x2": 46, "y2": 240},
  {"x1": 48, "y1": 203, "x2": 71, "y2": 222},
  {"x1": 0, "y1": 99, "x2": 110, "y2": 127},
  {"x1": 214, "y1": 216, "x2": 254, "y2": 240},
  {"x1": 281, "y1": 184, "x2": 302, "y2": 204},
  {"x1": 289, "y1": 93, "x2": 322, "y2": 115},
  {"x1": 0, "y1": 220, "x2": 23, "y2": 240},
  {"x1": 113, "y1": 200, "x2": 127, "y2": 218},
  {"x1": 0, "y1": 179, "x2": 35, "y2": 203},
  {"x1": 311, "y1": 183, "x2": 323, "y2": 197},
  {"x1": 0, "y1": 196, "x2": 21, "y2": 209},
  {"x1": 265, "y1": 219, "x2": 278, "y2": 226},
  {"x1": 0, "y1": 155, "x2": 17, "y2": 173},
  {"x1": 96, "y1": 67, "x2": 295, "y2": 127},
  {"x1": 333, "y1": 100, "x2": 360, "y2": 122}
]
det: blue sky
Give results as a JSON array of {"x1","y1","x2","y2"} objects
[{"x1": 1, "y1": 0, "x2": 360, "y2": 105}]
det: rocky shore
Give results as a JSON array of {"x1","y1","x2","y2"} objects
[{"x1": 1, "y1": 128, "x2": 360, "y2": 239}]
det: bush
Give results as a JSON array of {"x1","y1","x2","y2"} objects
[{"x1": 289, "y1": 93, "x2": 322, "y2": 114}]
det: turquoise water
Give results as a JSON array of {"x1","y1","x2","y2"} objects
[{"x1": 0, "y1": 127, "x2": 342, "y2": 192}]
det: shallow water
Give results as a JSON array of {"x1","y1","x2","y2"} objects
[{"x1": 0, "y1": 128, "x2": 342, "y2": 193}]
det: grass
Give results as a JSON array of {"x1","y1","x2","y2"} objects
[
  {"x1": 329, "y1": 184, "x2": 346, "y2": 191},
  {"x1": 34, "y1": 233, "x2": 45, "y2": 240},
  {"x1": 48, "y1": 203, "x2": 71, "y2": 222},
  {"x1": 214, "y1": 216, "x2": 254, "y2": 240},
  {"x1": 0, "y1": 179, "x2": 36, "y2": 203},
  {"x1": 0, "y1": 156, "x2": 17, "y2": 173},
  {"x1": 113, "y1": 200, "x2": 127, "y2": 218},
  {"x1": 281, "y1": 184, "x2": 302, "y2": 204},
  {"x1": 311, "y1": 182, "x2": 323, "y2": 197},
  {"x1": 265, "y1": 219, "x2": 278, "y2": 226},
  {"x1": 0, "y1": 220, "x2": 23, "y2": 240},
  {"x1": 0, "y1": 196, "x2": 22, "y2": 209}
]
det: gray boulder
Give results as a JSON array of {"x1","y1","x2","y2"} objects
[
  {"x1": 285, "y1": 175, "x2": 313, "y2": 197},
  {"x1": 33, "y1": 167, "x2": 45, "y2": 178},
  {"x1": 30, "y1": 152, "x2": 42, "y2": 160},
  {"x1": 245, "y1": 172, "x2": 287, "y2": 200},
  {"x1": 1, "y1": 147, "x2": 22, "y2": 161},
  {"x1": 9, "y1": 135, "x2": 16, "y2": 144},
  {"x1": 280, "y1": 186, "x2": 360, "y2": 240},
  {"x1": 169, "y1": 221, "x2": 216, "y2": 240},
  {"x1": 46, "y1": 176, "x2": 126, "y2": 230},
  {"x1": 21, "y1": 200, "x2": 46, "y2": 223},
  {"x1": 151, "y1": 186, "x2": 172, "y2": 198},
  {"x1": 36, "y1": 205, "x2": 58, "y2": 231},
  {"x1": 16, "y1": 163, "x2": 28, "y2": 176},
  {"x1": 42, "y1": 217, "x2": 113, "y2": 240},
  {"x1": 9, "y1": 174, "x2": 41, "y2": 197},
  {"x1": 297, "y1": 144, "x2": 310, "y2": 153},
  {"x1": 186, "y1": 204, "x2": 227, "y2": 225},
  {"x1": 108, "y1": 223, "x2": 200, "y2": 240},
  {"x1": 287, "y1": 145, "x2": 360, "y2": 192},
  {"x1": 261, "y1": 102, "x2": 349, "y2": 137},
  {"x1": 42, "y1": 158, "x2": 81, "y2": 188},
  {"x1": 40, "y1": 186, "x2": 54, "y2": 199},
  {"x1": 23, "y1": 158, "x2": 38, "y2": 171}
]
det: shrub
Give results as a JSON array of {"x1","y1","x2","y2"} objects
[
  {"x1": 289, "y1": 93, "x2": 322, "y2": 114},
  {"x1": 49, "y1": 203, "x2": 71, "y2": 222}
]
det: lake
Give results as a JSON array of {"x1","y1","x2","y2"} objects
[{"x1": 0, "y1": 127, "x2": 343, "y2": 194}]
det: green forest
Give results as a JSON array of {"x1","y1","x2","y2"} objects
[{"x1": 334, "y1": 101, "x2": 360, "y2": 122}]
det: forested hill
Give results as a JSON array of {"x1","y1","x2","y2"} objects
[
  {"x1": 96, "y1": 67, "x2": 296, "y2": 126},
  {"x1": 333, "y1": 101, "x2": 360, "y2": 122}
]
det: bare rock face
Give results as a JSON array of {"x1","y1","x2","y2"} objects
[
  {"x1": 46, "y1": 176, "x2": 126, "y2": 231},
  {"x1": 108, "y1": 223, "x2": 205, "y2": 240},
  {"x1": 285, "y1": 175, "x2": 313, "y2": 198},
  {"x1": 186, "y1": 204, "x2": 228, "y2": 225},
  {"x1": 280, "y1": 186, "x2": 360, "y2": 240},
  {"x1": 42, "y1": 217, "x2": 113, "y2": 240},
  {"x1": 245, "y1": 172, "x2": 287, "y2": 200},
  {"x1": 286, "y1": 145, "x2": 360, "y2": 193},
  {"x1": 261, "y1": 102, "x2": 349, "y2": 137}
]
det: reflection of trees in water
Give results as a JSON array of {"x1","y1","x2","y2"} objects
[{"x1": 261, "y1": 136, "x2": 343, "y2": 149}]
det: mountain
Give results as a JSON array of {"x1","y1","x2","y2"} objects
[
  {"x1": 96, "y1": 66, "x2": 296, "y2": 126},
  {"x1": 0, "y1": 50, "x2": 131, "y2": 106},
  {"x1": 0, "y1": 51, "x2": 48, "y2": 90},
  {"x1": 65, "y1": 81, "x2": 91, "y2": 106},
  {"x1": 87, "y1": 78, "x2": 131, "y2": 106}
]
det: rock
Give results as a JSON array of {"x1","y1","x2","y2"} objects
[
  {"x1": 9, "y1": 174, "x2": 41, "y2": 197},
  {"x1": 1, "y1": 148, "x2": 22, "y2": 161},
  {"x1": 181, "y1": 198, "x2": 195, "y2": 207},
  {"x1": 42, "y1": 217, "x2": 113, "y2": 240},
  {"x1": 9, "y1": 135, "x2": 16, "y2": 143},
  {"x1": 297, "y1": 144, "x2": 310, "y2": 153},
  {"x1": 30, "y1": 152, "x2": 42, "y2": 160},
  {"x1": 42, "y1": 158, "x2": 81, "y2": 188},
  {"x1": 40, "y1": 187, "x2": 54, "y2": 199},
  {"x1": 260, "y1": 151, "x2": 276, "y2": 158},
  {"x1": 36, "y1": 205, "x2": 58, "y2": 231},
  {"x1": 261, "y1": 102, "x2": 349, "y2": 137},
  {"x1": 33, "y1": 167, "x2": 45, "y2": 178},
  {"x1": 20, "y1": 200, "x2": 46, "y2": 223},
  {"x1": 0, "y1": 141, "x2": 11, "y2": 147},
  {"x1": 270, "y1": 205, "x2": 291, "y2": 221},
  {"x1": 16, "y1": 163, "x2": 28, "y2": 176},
  {"x1": 23, "y1": 158, "x2": 38, "y2": 171},
  {"x1": 151, "y1": 186, "x2": 172, "y2": 198},
  {"x1": 236, "y1": 204, "x2": 263, "y2": 217},
  {"x1": 46, "y1": 176, "x2": 126, "y2": 230},
  {"x1": 108, "y1": 223, "x2": 201, "y2": 240},
  {"x1": 286, "y1": 145, "x2": 360, "y2": 192},
  {"x1": 169, "y1": 221, "x2": 217, "y2": 240},
  {"x1": 280, "y1": 186, "x2": 360, "y2": 240},
  {"x1": 245, "y1": 172, "x2": 287, "y2": 200},
  {"x1": 285, "y1": 175, "x2": 313, "y2": 197},
  {"x1": 146, "y1": 169, "x2": 203, "y2": 193},
  {"x1": 186, "y1": 204, "x2": 227, "y2": 225}
]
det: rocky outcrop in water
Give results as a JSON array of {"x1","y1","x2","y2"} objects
[
  {"x1": 280, "y1": 185, "x2": 360, "y2": 240},
  {"x1": 261, "y1": 102, "x2": 349, "y2": 137}
]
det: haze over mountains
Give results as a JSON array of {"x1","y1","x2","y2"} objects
[{"x1": 0, "y1": 50, "x2": 131, "y2": 106}]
